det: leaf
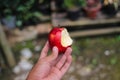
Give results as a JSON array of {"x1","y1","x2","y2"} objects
[
  {"x1": 64, "y1": 0, "x2": 76, "y2": 8},
  {"x1": 23, "y1": 13, "x2": 33, "y2": 21},
  {"x1": 4, "y1": 9, "x2": 12, "y2": 14},
  {"x1": 92, "y1": 58, "x2": 98, "y2": 65},
  {"x1": 116, "y1": 35, "x2": 120, "y2": 41},
  {"x1": 78, "y1": 0, "x2": 86, "y2": 7},
  {"x1": 17, "y1": 6, "x2": 26, "y2": 11},
  {"x1": 110, "y1": 57, "x2": 117, "y2": 65},
  {"x1": 16, "y1": 20, "x2": 22, "y2": 27},
  {"x1": 33, "y1": 12, "x2": 42, "y2": 17}
]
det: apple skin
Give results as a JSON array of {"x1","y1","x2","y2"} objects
[{"x1": 48, "y1": 27, "x2": 71, "y2": 53}]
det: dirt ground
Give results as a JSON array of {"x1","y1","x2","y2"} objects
[
  {"x1": 0, "y1": 35, "x2": 120, "y2": 80},
  {"x1": 63, "y1": 35, "x2": 120, "y2": 80}
]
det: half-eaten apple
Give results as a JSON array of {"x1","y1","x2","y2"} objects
[{"x1": 48, "y1": 27, "x2": 73, "y2": 53}]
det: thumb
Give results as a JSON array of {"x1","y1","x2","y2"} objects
[{"x1": 46, "y1": 46, "x2": 58, "y2": 62}]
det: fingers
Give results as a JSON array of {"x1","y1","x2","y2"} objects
[
  {"x1": 59, "y1": 47, "x2": 72, "y2": 76},
  {"x1": 51, "y1": 54, "x2": 63, "y2": 66},
  {"x1": 40, "y1": 41, "x2": 49, "y2": 59},
  {"x1": 54, "y1": 47, "x2": 72, "y2": 77},
  {"x1": 56, "y1": 54, "x2": 66, "y2": 69},
  {"x1": 61, "y1": 55, "x2": 72, "y2": 75},
  {"x1": 64, "y1": 47, "x2": 72, "y2": 57},
  {"x1": 55, "y1": 47, "x2": 72, "y2": 69},
  {"x1": 46, "y1": 46, "x2": 59, "y2": 62}
]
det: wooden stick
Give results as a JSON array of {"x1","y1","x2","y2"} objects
[{"x1": 0, "y1": 24, "x2": 16, "y2": 67}]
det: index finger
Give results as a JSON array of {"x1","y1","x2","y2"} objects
[{"x1": 39, "y1": 41, "x2": 50, "y2": 59}]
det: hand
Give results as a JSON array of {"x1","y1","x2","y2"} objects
[{"x1": 27, "y1": 41, "x2": 72, "y2": 80}]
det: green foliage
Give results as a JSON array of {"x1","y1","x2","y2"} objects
[
  {"x1": 3, "y1": 9, "x2": 12, "y2": 15},
  {"x1": 72, "y1": 44, "x2": 80, "y2": 56},
  {"x1": 92, "y1": 58, "x2": 98, "y2": 66},
  {"x1": 0, "y1": 0, "x2": 42, "y2": 27},
  {"x1": 116, "y1": 35, "x2": 120, "y2": 41},
  {"x1": 64, "y1": 0, "x2": 78, "y2": 8},
  {"x1": 0, "y1": 0, "x2": 20, "y2": 16},
  {"x1": 64, "y1": 0, "x2": 86, "y2": 8},
  {"x1": 16, "y1": 20, "x2": 22, "y2": 27},
  {"x1": 15, "y1": 0, "x2": 37, "y2": 26},
  {"x1": 110, "y1": 57, "x2": 117, "y2": 65},
  {"x1": 78, "y1": 0, "x2": 86, "y2": 7},
  {"x1": 0, "y1": 0, "x2": 20, "y2": 8},
  {"x1": 16, "y1": 0, "x2": 35, "y2": 12},
  {"x1": 12, "y1": 40, "x2": 34, "y2": 52}
]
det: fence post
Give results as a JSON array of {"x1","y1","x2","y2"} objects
[{"x1": 0, "y1": 24, "x2": 16, "y2": 67}]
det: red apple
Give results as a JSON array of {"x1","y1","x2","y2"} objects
[{"x1": 48, "y1": 27, "x2": 73, "y2": 53}]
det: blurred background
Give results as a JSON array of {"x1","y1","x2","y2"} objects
[{"x1": 0, "y1": 0, "x2": 120, "y2": 80}]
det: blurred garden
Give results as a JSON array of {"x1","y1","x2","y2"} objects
[{"x1": 0, "y1": 0, "x2": 120, "y2": 80}]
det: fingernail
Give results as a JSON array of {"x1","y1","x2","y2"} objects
[
  {"x1": 52, "y1": 46, "x2": 58, "y2": 58},
  {"x1": 53, "y1": 46, "x2": 58, "y2": 52},
  {"x1": 65, "y1": 47, "x2": 72, "y2": 56},
  {"x1": 67, "y1": 47, "x2": 72, "y2": 53}
]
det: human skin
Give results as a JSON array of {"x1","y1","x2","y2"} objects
[{"x1": 27, "y1": 41, "x2": 72, "y2": 80}]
